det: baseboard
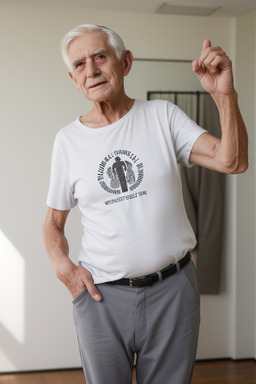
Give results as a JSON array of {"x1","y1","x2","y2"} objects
[
  {"x1": 1, "y1": 358, "x2": 256, "y2": 375},
  {"x1": 0, "y1": 367, "x2": 83, "y2": 375},
  {"x1": 195, "y1": 357, "x2": 256, "y2": 363}
]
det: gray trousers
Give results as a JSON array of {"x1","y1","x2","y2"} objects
[{"x1": 73, "y1": 260, "x2": 200, "y2": 384}]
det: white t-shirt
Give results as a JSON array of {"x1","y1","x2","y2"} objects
[{"x1": 47, "y1": 99, "x2": 206, "y2": 283}]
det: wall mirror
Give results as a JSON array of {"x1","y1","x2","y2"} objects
[{"x1": 125, "y1": 59, "x2": 224, "y2": 296}]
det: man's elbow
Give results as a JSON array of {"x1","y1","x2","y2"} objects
[
  {"x1": 224, "y1": 157, "x2": 249, "y2": 174},
  {"x1": 233, "y1": 160, "x2": 249, "y2": 174}
]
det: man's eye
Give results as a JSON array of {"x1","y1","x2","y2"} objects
[
  {"x1": 96, "y1": 55, "x2": 106, "y2": 61},
  {"x1": 76, "y1": 63, "x2": 85, "y2": 71}
]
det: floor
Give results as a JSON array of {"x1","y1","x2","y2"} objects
[
  {"x1": 191, "y1": 360, "x2": 256, "y2": 384},
  {"x1": 0, "y1": 360, "x2": 255, "y2": 384}
]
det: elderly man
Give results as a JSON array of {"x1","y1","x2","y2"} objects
[{"x1": 43, "y1": 24, "x2": 248, "y2": 384}]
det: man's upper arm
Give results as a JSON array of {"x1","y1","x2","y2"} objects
[
  {"x1": 44, "y1": 207, "x2": 71, "y2": 232},
  {"x1": 189, "y1": 132, "x2": 222, "y2": 172}
]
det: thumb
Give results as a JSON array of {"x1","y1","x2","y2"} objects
[
  {"x1": 84, "y1": 273, "x2": 102, "y2": 301},
  {"x1": 192, "y1": 59, "x2": 205, "y2": 77},
  {"x1": 193, "y1": 39, "x2": 212, "y2": 74}
]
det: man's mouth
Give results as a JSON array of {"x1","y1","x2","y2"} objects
[{"x1": 89, "y1": 81, "x2": 107, "y2": 89}]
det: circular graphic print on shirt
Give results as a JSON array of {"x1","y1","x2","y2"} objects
[{"x1": 97, "y1": 150, "x2": 144, "y2": 195}]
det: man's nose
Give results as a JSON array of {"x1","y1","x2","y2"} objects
[{"x1": 86, "y1": 60, "x2": 100, "y2": 78}]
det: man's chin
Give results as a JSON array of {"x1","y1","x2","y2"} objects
[{"x1": 83, "y1": 88, "x2": 115, "y2": 103}]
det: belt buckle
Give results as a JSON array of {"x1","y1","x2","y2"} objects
[
  {"x1": 129, "y1": 278, "x2": 136, "y2": 287},
  {"x1": 129, "y1": 276, "x2": 154, "y2": 287},
  {"x1": 129, "y1": 277, "x2": 144, "y2": 287}
]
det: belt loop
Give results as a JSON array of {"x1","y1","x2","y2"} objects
[
  {"x1": 156, "y1": 271, "x2": 163, "y2": 282},
  {"x1": 175, "y1": 260, "x2": 181, "y2": 275}
]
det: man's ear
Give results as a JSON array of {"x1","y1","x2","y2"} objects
[
  {"x1": 122, "y1": 50, "x2": 133, "y2": 77},
  {"x1": 68, "y1": 71, "x2": 81, "y2": 90}
]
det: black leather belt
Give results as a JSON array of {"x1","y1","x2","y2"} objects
[{"x1": 107, "y1": 253, "x2": 191, "y2": 288}]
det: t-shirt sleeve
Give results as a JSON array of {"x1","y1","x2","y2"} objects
[
  {"x1": 46, "y1": 133, "x2": 77, "y2": 210},
  {"x1": 169, "y1": 103, "x2": 207, "y2": 167}
]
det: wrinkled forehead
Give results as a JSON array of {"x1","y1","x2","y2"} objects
[{"x1": 68, "y1": 30, "x2": 111, "y2": 58}]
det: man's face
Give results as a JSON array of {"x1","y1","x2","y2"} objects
[{"x1": 68, "y1": 31, "x2": 128, "y2": 103}]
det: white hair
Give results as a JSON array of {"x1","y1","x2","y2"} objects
[{"x1": 60, "y1": 24, "x2": 126, "y2": 71}]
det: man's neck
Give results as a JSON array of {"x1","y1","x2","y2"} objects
[{"x1": 80, "y1": 95, "x2": 135, "y2": 128}]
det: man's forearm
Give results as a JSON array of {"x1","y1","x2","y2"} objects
[
  {"x1": 43, "y1": 225, "x2": 70, "y2": 272},
  {"x1": 43, "y1": 208, "x2": 75, "y2": 282},
  {"x1": 214, "y1": 91, "x2": 248, "y2": 174}
]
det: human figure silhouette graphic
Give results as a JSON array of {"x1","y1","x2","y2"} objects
[{"x1": 112, "y1": 156, "x2": 128, "y2": 192}]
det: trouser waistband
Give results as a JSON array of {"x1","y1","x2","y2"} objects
[{"x1": 107, "y1": 252, "x2": 191, "y2": 288}]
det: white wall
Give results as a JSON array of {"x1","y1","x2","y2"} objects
[
  {"x1": 0, "y1": 1, "x2": 255, "y2": 372},
  {"x1": 230, "y1": 11, "x2": 256, "y2": 359}
]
